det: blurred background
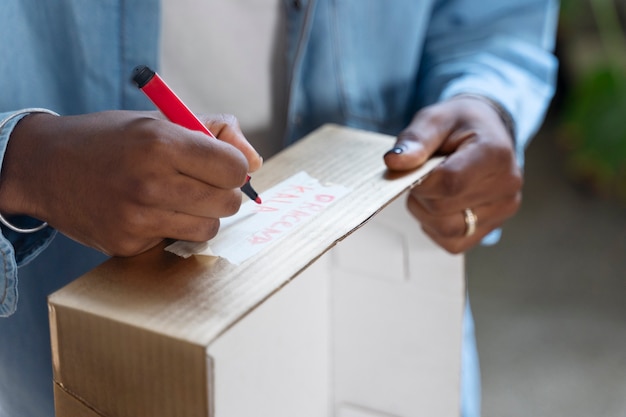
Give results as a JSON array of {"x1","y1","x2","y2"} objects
[{"x1": 466, "y1": 1, "x2": 626, "y2": 416}]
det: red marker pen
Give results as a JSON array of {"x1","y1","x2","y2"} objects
[{"x1": 132, "y1": 65, "x2": 261, "y2": 204}]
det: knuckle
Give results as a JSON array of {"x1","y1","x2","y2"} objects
[
  {"x1": 416, "y1": 106, "x2": 445, "y2": 125},
  {"x1": 231, "y1": 162, "x2": 250, "y2": 187},
  {"x1": 422, "y1": 198, "x2": 447, "y2": 214},
  {"x1": 172, "y1": 218, "x2": 220, "y2": 242},
  {"x1": 510, "y1": 171, "x2": 524, "y2": 192},
  {"x1": 205, "y1": 189, "x2": 242, "y2": 216},
  {"x1": 209, "y1": 113, "x2": 240, "y2": 132},
  {"x1": 397, "y1": 128, "x2": 422, "y2": 143},
  {"x1": 437, "y1": 218, "x2": 463, "y2": 238},
  {"x1": 422, "y1": 226, "x2": 465, "y2": 255},
  {"x1": 482, "y1": 139, "x2": 518, "y2": 171},
  {"x1": 192, "y1": 187, "x2": 242, "y2": 217},
  {"x1": 438, "y1": 167, "x2": 465, "y2": 196},
  {"x1": 210, "y1": 147, "x2": 249, "y2": 189},
  {"x1": 219, "y1": 190, "x2": 244, "y2": 216},
  {"x1": 491, "y1": 143, "x2": 516, "y2": 167},
  {"x1": 196, "y1": 188, "x2": 243, "y2": 217},
  {"x1": 133, "y1": 119, "x2": 173, "y2": 149},
  {"x1": 220, "y1": 113, "x2": 238, "y2": 126},
  {"x1": 196, "y1": 218, "x2": 221, "y2": 241},
  {"x1": 129, "y1": 176, "x2": 162, "y2": 205},
  {"x1": 504, "y1": 192, "x2": 523, "y2": 217},
  {"x1": 115, "y1": 205, "x2": 148, "y2": 235}
]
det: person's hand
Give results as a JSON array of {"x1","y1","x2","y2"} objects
[
  {"x1": 383, "y1": 96, "x2": 522, "y2": 254},
  {"x1": 0, "y1": 110, "x2": 263, "y2": 256}
]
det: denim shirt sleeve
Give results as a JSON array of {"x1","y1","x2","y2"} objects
[
  {"x1": 415, "y1": 0, "x2": 559, "y2": 247},
  {"x1": 0, "y1": 111, "x2": 56, "y2": 317},
  {"x1": 418, "y1": 0, "x2": 560, "y2": 168}
]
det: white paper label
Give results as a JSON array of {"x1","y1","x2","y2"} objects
[{"x1": 166, "y1": 171, "x2": 351, "y2": 264}]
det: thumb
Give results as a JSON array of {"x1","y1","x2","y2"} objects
[{"x1": 383, "y1": 108, "x2": 452, "y2": 171}]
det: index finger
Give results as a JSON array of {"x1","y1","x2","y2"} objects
[
  {"x1": 202, "y1": 114, "x2": 264, "y2": 172},
  {"x1": 411, "y1": 140, "x2": 482, "y2": 201},
  {"x1": 152, "y1": 120, "x2": 251, "y2": 190}
]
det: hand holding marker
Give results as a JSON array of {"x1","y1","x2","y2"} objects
[{"x1": 132, "y1": 65, "x2": 261, "y2": 204}]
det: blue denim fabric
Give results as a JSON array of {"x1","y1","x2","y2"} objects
[
  {"x1": 0, "y1": 113, "x2": 57, "y2": 317},
  {"x1": 462, "y1": 298, "x2": 482, "y2": 417},
  {"x1": 0, "y1": 1, "x2": 160, "y2": 416},
  {"x1": 0, "y1": 1, "x2": 557, "y2": 416},
  {"x1": 0, "y1": 0, "x2": 160, "y2": 317},
  {"x1": 284, "y1": 0, "x2": 559, "y2": 167}
]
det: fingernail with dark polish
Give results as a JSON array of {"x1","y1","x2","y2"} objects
[{"x1": 385, "y1": 147, "x2": 404, "y2": 157}]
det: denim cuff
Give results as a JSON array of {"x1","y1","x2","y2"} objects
[{"x1": 0, "y1": 111, "x2": 57, "y2": 316}]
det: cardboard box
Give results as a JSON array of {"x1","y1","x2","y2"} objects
[{"x1": 48, "y1": 124, "x2": 464, "y2": 417}]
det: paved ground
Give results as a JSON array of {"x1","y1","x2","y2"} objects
[{"x1": 466, "y1": 123, "x2": 626, "y2": 417}]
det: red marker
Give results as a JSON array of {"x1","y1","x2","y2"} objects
[{"x1": 132, "y1": 65, "x2": 261, "y2": 204}]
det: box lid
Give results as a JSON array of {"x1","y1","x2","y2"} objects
[{"x1": 49, "y1": 124, "x2": 443, "y2": 347}]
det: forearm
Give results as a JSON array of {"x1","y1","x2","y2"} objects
[{"x1": 417, "y1": 0, "x2": 560, "y2": 166}]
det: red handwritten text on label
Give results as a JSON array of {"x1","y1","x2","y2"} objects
[{"x1": 248, "y1": 194, "x2": 337, "y2": 245}]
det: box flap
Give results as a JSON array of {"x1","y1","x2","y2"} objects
[{"x1": 49, "y1": 124, "x2": 443, "y2": 347}]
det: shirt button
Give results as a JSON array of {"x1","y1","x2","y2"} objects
[{"x1": 293, "y1": 0, "x2": 303, "y2": 10}]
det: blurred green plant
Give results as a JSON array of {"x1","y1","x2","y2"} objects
[{"x1": 558, "y1": 0, "x2": 626, "y2": 202}]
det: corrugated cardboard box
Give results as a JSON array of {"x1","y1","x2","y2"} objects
[{"x1": 48, "y1": 124, "x2": 464, "y2": 417}]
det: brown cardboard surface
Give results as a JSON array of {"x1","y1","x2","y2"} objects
[
  {"x1": 48, "y1": 124, "x2": 453, "y2": 417},
  {"x1": 53, "y1": 384, "x2": 109, "y2": 417},
  {"x1": 206, "y1": 198, "x2": 464, "y2": 417}
]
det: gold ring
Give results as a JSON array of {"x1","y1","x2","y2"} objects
[{"x1": 463, "y1": 208, "x2": 477, "y2": 237}]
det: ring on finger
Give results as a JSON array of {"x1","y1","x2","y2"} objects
[{"x1": 463, "y1": 208, "x2": 477, "y2": 237}]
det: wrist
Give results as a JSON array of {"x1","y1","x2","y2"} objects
[
  {"x1": 450, "y1": 93, "x2": 516, "y2": 143},
  {"x1": 0, "y1": 109, "x2": 59, "y2": 231}
]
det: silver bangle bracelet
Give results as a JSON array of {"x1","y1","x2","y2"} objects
[
  {"x1": 0, "y1": 108, "x2": 60, "y2": 233},
  {"x1": 0, "y1": 213, "x2": 48, "y2": 233}
]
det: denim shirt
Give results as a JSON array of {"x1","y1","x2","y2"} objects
[
  {"x1": 284, "y1": 0, "x2": 558, "y2": 162},
  {"x1": 0, "y1": 0, "x2": 559, "y2": 320},
  {"x1": 0, "y1": 0, "x2": 160, "y2": 317},
  {"x1": 0, "y1": 1, "x2": 557, "y2": 416},
  {"x1": 0, "y1": 1, "x2": 160, "y2": 416}
]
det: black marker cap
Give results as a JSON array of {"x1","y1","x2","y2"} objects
[{"x1": 132, "y1": 65, "x2": 155, "y2": 88}]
